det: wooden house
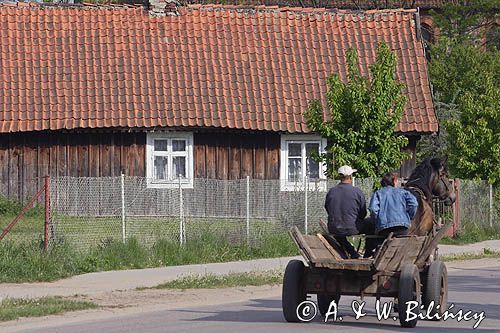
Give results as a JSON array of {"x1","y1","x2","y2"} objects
[{"x1": 0, "y1": 3, "x2": 438, "y2": 200}]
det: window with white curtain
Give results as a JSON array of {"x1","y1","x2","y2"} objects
[
  {"x1": 146, "y1": 132, "x2": 193, "y2": 188},
  {"x1": 280, "y1": 134, "x2": 327, "y2": 191}
]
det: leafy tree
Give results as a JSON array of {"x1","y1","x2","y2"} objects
[
  {"x1": 418, "y1": 40, "x2": 499, "y2": 160},
  {"x1": 417, "y1": 1, "x2": 500, "y2": 162},
  {"x1": 420, "y1": 1, "x2": 500, "y2": 218},
  {"x1": 304, "y1": 42, "x2": 409, "y2": 179},
  {"x1": 429, "y1": 39, "x2": 500, "y2": 105},
  {"x1": 431, "y1": 0, "x2": 499, "y2": 44},
  {"x1": 446, "y1": 74, "x2": 500, "y2": 186}
]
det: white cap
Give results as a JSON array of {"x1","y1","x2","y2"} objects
[{"x1": 338, "y1": 165, "x2": 357, "y2": 176}]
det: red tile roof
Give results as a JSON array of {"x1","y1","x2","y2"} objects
[{"x1": 0, "y1": 4, "x2": 437, "y2": 134}]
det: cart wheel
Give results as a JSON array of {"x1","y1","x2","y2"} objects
[
  {"x1": 317, "y1": 294, "x2": 340, "y2": 317},
  {"x1": 282, "y1": 260, "x2": 306, "y2": 322},
  {"x1": 398, "y1": 264, "x2": 421, "y2": 328},
  {"x1": 423, "y1": 260, "x2": 447, "y2": 320}
]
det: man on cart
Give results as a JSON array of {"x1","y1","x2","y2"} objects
[{"x1": 324, "y1": 165, "x2": 374, "y2": 258}]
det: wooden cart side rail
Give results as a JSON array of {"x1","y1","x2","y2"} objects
[
  {"x1": 317, "y1": 233, "x2": 344, "y2": 260},
  {"x1": 373, "y1": 233, "x2": 393, "y2": 268},
  {"x1": 290, "y1": 227, "x2": 337, "y2": 265},
  {"x1": 415, "y1": 218, "x2": 454, "y2": 266},
  {"x1": 373, "y1": 234, "x2": 427, "y2": 272},
  {"x1": 290, "y1": 227, "x2": 369, "y2": 269},
  {"x1": 319, "y1": 219, "x2": 328, "y2": 234},
  {"x1": 289, "y1": 227, "x2": 313, "y2": 265}
]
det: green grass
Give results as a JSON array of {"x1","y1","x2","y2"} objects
[
  {"x1": 0, "y1": 197, "x2": 45, "y2": 245},
  {"x1": 0, "y1": 231, "x2": 298, "y2": 283},
  {"x1": 441, "y1": 248, "x2": 500, "y2": 261},
  {"x1": 0, "y1": 202, "x2": 299, "y2": 283},
  {"x1": 2, "y1": 196, "x2": 497, "y2": 285},
  {"x1": 440, "y1": 221, "x2": 500, "y2": 245},
  {"x1": 0, "y1": 297, "x2": 97, "y2": 322},
  {"x1": 151, "y1": 270, "x2": 283, "y2": 289},
  {"x1": 0, "y1": 197, "x2": 44, "y2": 217},
  {"x1": 0, "y1": 210, "x2": 292, "y2": 249}
]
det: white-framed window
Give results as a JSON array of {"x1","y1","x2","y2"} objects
[
  {"x1": 280, "y1": 134, "x2": 327, "y2": 191},
  {"x1": 146, "y1": 132, "x2": 194, "y2": 189}
]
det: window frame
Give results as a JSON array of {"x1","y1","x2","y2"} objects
[
  {"x1": 146, "y1": 132, "x2": 194, "y2": 189},
  {"x1": 280, "y1": 134, "x2": 327, "y2": 191}
]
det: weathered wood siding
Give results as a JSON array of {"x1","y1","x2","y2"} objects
[
  {"x1": 0, "y1": 131, "x2": 281, "y2": 201},
  {"x1": 0, "y1": 132, "x2": 145, "y2": 201},
  {"x1": 193, "y1": 132, "x2": 280, "y2": 180},
  {"x1": 0, "y1": 130, "x2": 417, "y2": 201}
]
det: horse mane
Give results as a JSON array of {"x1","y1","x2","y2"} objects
[{"x1": 405, "y1": 157, "x2": 443, "y2": 200}]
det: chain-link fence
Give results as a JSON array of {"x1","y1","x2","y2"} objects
[
  {"x1": 459, "y1": 179, "x2": 497, "y2": 227},
  {"x1": 46, "y1": 177, "x2": 384, "y2": 251},
  {"x1": 0, "y1": 177, "x2": 49, "y2": 246},
  {"x1": 1, "y1": 176, "x2": 496, "y2": 251}
]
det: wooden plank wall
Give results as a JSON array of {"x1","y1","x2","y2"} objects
[
  {"x1": 193, "y1": 132, "x2": 280, "y2": 180},
  {"x1": 0, "y1": 129, "x2": 418, "y2": 202},
  {"x1": 0, "y1": 132, "x2": 146, "y2": 201},
  {"x1": 0, "y1": 130, "x2": 281, "y2": 201}
]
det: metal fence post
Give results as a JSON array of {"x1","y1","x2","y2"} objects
[
  {"x1": 246, "y1": 175, "x2": 250, "y2": 244},
  {"x1": 453, "y1": 178, "x2": 461, "y2": 236},
  {"x1": 304, "y1": 176, "x2": 308, "y2": 235},
  {"x1": 179, "y1": 177, "x2": 184, "y2": 245},
  {"x1": 121, "y1": 173, "x2": 126, "y2": 242},
  {"x1": 490, "y1": 183, "x2": 494, "y2": 227}
]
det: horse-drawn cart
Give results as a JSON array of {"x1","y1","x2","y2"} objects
[{"x1": 282, "y1": 219, "x2": 451, "y2": 328}]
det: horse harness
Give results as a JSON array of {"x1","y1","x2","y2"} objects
[
  {"x1": 405, "y1": 185, "x2": 442, "y2": 236},
  {"x1": 406, "y1": 185, "x2": 427, "y2": 202}
]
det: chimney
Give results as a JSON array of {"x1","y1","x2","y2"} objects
[{"x1": 149, "y1": 0, "x2": 180, "y2": 16}]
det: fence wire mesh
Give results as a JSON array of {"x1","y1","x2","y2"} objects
[
  {"x1": 46, "y1": 177, "x2": 382, "y2": 251},
  {"x1": 459, "y1": 179, "x2": 494, "y2": 227},
  {"x1": 0, "y1": 177, "x2": 46, "y2": 245},
  {"x1": 0, "y1": 176, "x2": 492, "y2": 252}
]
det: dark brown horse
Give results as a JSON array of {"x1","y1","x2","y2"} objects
[{"x1": 404, "y1": 158, "x2": 456, "y2": 236}]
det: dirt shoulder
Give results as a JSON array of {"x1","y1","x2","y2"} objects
[
  {"x1": 75, "y1": 257, "x2": 500, "y2": 305},
  {"x1": 0, "y1": 284, "x2": 282, "y2": 333},
  {"x1": 73, "y1": 257, "x2": 497, "y2": 308},
  {"x1": 1, "y1": 258, "x2": 499, "y2": 333}
]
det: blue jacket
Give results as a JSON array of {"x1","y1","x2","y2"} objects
[{"x1": 369, "y1": 186, "x2": 418, "y2": 234}]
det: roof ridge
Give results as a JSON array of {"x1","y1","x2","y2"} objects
[
  {"x1": 0, "y1": 2, "x2": 142, "y2": 10},
  {"x1": 185, "y1": 4, "x2": 417, "y2": 16},
  {"x1": 0, "y1": 2, "x2": 417, "y2": 16}
]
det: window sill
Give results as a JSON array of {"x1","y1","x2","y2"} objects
[
  {"x1": 146, "y1": 179, "x2": 194, "y2": 189},
  {"x1": 280, "y1": 179, "x2": 327, "y2": 192}
]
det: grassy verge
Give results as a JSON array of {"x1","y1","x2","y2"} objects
[
  {"x1": 0, "y1": 297, "x2": 97, "y2": 322},
  {"x1": 440, "y1": 221, "x2": 500, "y2": 245},
  {"x1": 151, "y1": 270, "x2": 283, "y2": 289},
  {"x1": 0, "y1": 232, "x2": 298, "y2": 283},
  {"x1": 441, "y1": 248, "x2": 500, "y2": 261}
]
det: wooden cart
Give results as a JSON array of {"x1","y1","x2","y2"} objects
[{"x1": 282, "y1": 220, "x2": 451, "y2": 328}]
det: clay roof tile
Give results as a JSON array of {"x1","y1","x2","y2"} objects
[{"x1": 0, "y1": 4, "x2": 437, "y2": 134}]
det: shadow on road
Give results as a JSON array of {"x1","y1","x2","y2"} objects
[
  {"x1": 449, "y1": 269, "x2": 500, "y2": 294},
  {"x1": 447, "y1": 270, "x2": 500, "y2": 320},
  {"x1": 178, "y1": 297, "x2": 496, "y2": 331},
  {"x1": 328, "y1": 321, "x2": 498, "y2": 332},
  {"x1": 176, "y1": 298, "x2": 281, "y2": 323}
]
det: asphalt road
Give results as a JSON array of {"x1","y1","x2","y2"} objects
[{"x1": 16, "y1": 263, "x2": 500, "y2": 333}]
